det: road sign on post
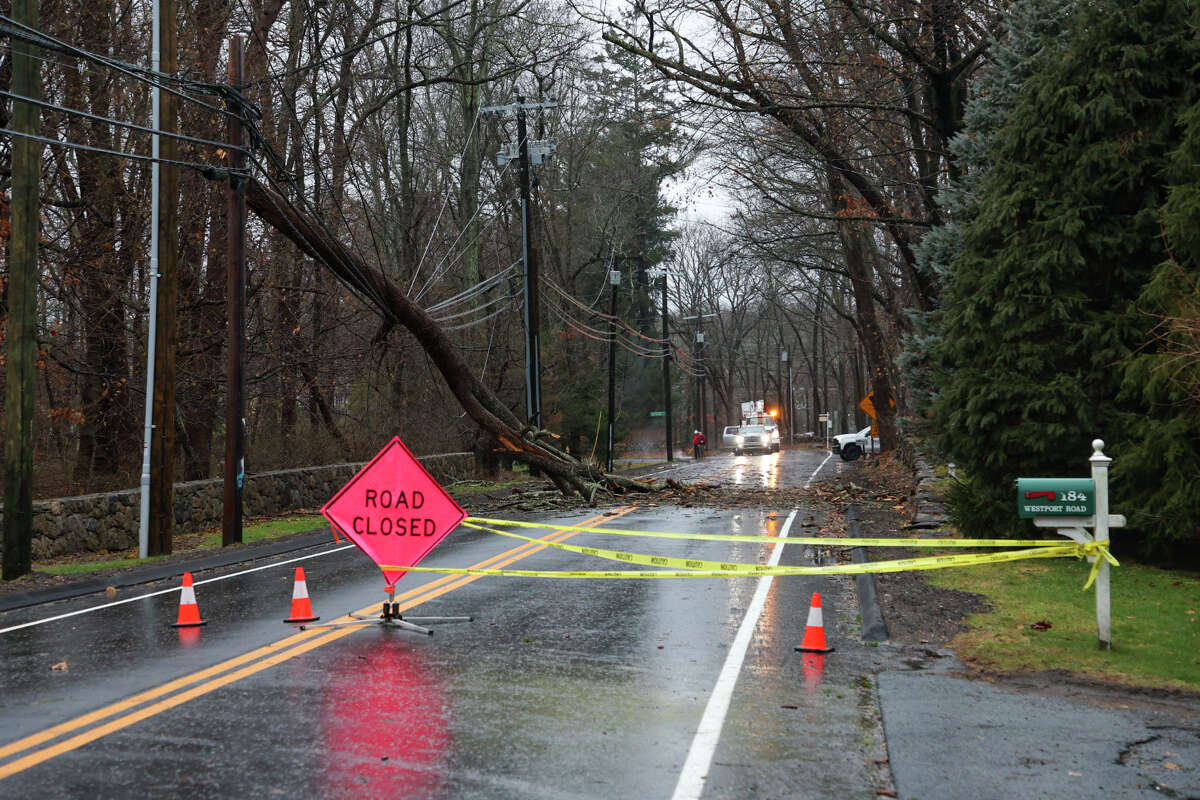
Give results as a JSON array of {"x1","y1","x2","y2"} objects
[{"x1": 322, "y1": 437, "x2": 466, "y2": 587}]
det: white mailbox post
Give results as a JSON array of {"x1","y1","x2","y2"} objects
[{"x1": 1025, "y1": 439, "x2": 1124, "y2": 650}]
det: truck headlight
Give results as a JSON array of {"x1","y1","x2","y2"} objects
[{"x1": 734, "y1": 436, "x2": 744, "y2": 444}]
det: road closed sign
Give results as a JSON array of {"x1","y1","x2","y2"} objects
[{"x1": 322, "y1": 437, "x2": 466, "y2": 586}]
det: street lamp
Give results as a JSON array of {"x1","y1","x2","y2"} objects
[{"x1": 781, "y1": 348, "x2": 792, "y2": 444}]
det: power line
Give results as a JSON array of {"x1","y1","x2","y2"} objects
[
  {"x1": 426, "y1": 262, "x2": 519, "y2": 313},
  {"x1": 0, "y1": 126, "x2": 239, "y2": 176},
  {"x1": 545, "y1": 277, "x2": 672, "y2": 345},
  {"x1": 432, "y1": 290, "x2": 518, "y2": 323},
  {"x1": 542, "y1": 295, "x2": 671, "y2": 359},
  {"x1": 0, "y1": 15, "x2": 239, "y2": 120},
  {"x1": 0, "y1": 89, "x2": 247, "y2": 155}
]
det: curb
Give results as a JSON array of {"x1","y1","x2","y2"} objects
[{"x1": 848, "y1": 504, "x2": 890, "y2": 643}]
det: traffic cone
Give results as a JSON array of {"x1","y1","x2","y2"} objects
[
  {"x1": 283, "y1": 567, "x2": 320, "y2": 624},
  {"x1": 794, "y1": 592, "x2": 834, "y2": 653},
  {"x1": 172, "y1": 572, "x2": 207, "y2": 628}
]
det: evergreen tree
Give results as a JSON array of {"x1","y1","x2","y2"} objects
[
  {"x1": 929, "y1": 0, "x2": 1200, "y2": 551},
  {"x1": 540, "y1": 42, "x2": 685, "y2": 457},
  {"x1": 1117, "y1": 73, "x2": 1200, "y2": 561}
]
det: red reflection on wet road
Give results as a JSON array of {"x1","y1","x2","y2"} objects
[
  {"x1": 317, "y1": 640, "x2": 450, "y2": 797},
  {"x1": 802, "y1": 652, "x2": 826, "y2": 694},
  {"x1": 176, "y1": 627, "x2": 202, "y2": 648}
]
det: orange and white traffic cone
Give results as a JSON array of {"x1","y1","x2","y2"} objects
[
  {"x1": 794, "y1": 592, "x2": 834, "y2": 653},
  {"x1": 283, "y1": 567, "x2": 320, "y2": 624},
  {"x1": 172, "y1": 572, "x2": 207, "y2": 628}
]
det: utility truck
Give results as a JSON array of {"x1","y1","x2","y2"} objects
[{"x1": 733, "y1": 400, "x2": 780, "y2": 453}]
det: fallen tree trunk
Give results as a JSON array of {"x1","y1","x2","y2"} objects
[{"x1": 244, "y1": 178, "x2": 650, "y2": 498}]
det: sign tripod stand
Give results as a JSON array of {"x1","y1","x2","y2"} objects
[{"x1": 299, "y1": 589, "x2": 472, "y2": 635}]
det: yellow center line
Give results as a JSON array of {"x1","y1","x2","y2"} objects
[{"x1": 0, "y1": 506, "x2": 636, "y2": 780}]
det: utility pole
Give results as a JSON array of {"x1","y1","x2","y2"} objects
[
  {"x1": 3, "y1": 0, "x2": 41, "y2": 580},
  {"x1": 515, "y1": 98, "x2": 541, "y2": 429},
  {"x1": 222, "y1": 37, "x2": 246, "y2": 547},
  {"x1": 141, "y1": 0, "x2": 179, "y2": 558},
  {"x1": 485, "y1": 96, "x2": 557, "y2": 429},
  {"x1": 606, "y1": 269, "x2": 620, "y2": 472},
  {"x1": 655, "y1": 270, "x2": 673, "y2": 461},
  {"x1": 681, "y1": 312, "x2": 717, "y2": 453},
  {"x1": 696, "y1": 330, "x2": 706, "y2": 447}
]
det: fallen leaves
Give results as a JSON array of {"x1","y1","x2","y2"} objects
[{"x1": 50, "y1": 660, "x2": 68, "y2": 672}]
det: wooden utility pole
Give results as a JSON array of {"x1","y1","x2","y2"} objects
[
  {"x1": 148, "y1": 0, "x2": 179, "y2": 555},
  {"x1": 606, "y1": 269, "x2": 619, "y2": 472},
  {"x1": 660, "y1": 273, "x2": 673, "y2": 461},
  {"x1": 515, "y1": 97, "x2": 542, "y2": 429},
  {"x1": 3, "y1": 0, "x2": 42, "y2": 580},
  {"x1": 222, "y1": 37, "x2": 246, "y2": 547}
]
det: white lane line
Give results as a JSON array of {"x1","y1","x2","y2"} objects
[
  {"x1": 0, "y1": 544, "x2": 356, "y2": 636},
  {"x1": 805, "y1": 451, "x2": 834, "y2": 488},
  {"x1": 671, "y1": 509, "x2": 798, "y2": 800}
]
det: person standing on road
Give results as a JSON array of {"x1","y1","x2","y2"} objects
[{"x1": 693, "y1": 430, "x2": 704, "y2": 460}]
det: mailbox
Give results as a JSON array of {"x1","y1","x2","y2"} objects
[{"x1": 1017, "y1": 478, "x2": 1095, "y2": 518}]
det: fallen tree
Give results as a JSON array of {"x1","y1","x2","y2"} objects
[{"x1": 244, "y1": 178, "x2": 651, "y2": 499}]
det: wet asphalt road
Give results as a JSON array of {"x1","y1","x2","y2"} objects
[
  {"x1": 8, "y1": 448, "x2": 1194, "y2": 798},
  {"x1": 0, "y1": 448, "x2": 898, "y2": 798}
]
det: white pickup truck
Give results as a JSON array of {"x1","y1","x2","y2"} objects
[{"x1": 831, "y1": 426, "x2": 880, "y2": 461}]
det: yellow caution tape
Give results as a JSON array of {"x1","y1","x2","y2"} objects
[
  {"x1": 373, "y1": 517, "x2": 1117, "y2": 588},
  {"x1": 458, "y1": 520, "x2": 1082, "y2": 575},
  {"x1": 381, "y1": 545, "x2": 1079, "y2": 579},
  {"x1": 465, "y1": 516, "x2": 1058, "y2": 549},
  {"x1": 1081, "y1": 539, "x2": 1119, "y2": 590}
]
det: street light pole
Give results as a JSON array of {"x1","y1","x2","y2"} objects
[{"x1": 781, "y1": 349, "x2": 789, "y2": 444}]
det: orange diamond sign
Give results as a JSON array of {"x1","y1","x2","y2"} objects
[{"x1": 322, "y1": 437, "x2": 466, "y2": 586}]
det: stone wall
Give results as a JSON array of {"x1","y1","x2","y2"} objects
[{"x1": 2, "y1": 453, "x2": 474, "y2": 561}]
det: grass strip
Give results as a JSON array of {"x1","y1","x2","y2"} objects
[
  {"x1": 197, "y1": 515, "x2": 324, "y2": 548},
  {"x1": 929, "y1": 558, "x2": 1200, "y2": 691}
]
